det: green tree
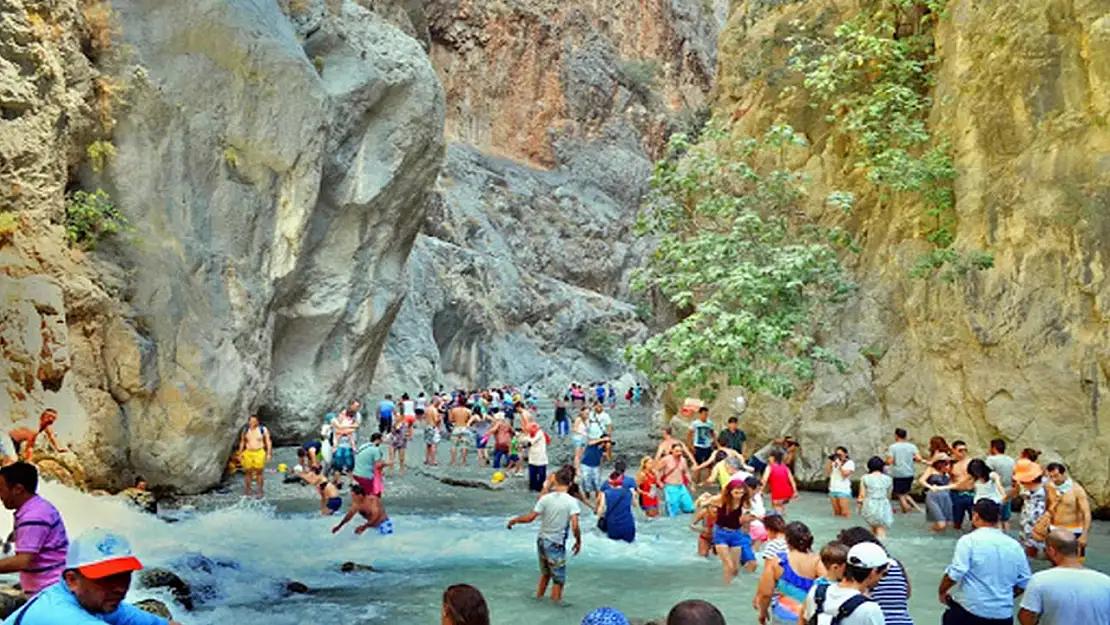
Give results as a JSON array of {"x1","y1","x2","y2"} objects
[
  {"x1": 629, "y1": 124, "x2": 855, "y2": 400},
  {"x1": 65, "y1": 189, "x2": 130, "y2": 249}
]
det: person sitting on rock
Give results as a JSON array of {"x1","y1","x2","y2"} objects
[
  {"x1": 2, "y1": 528, "x2": 179, "y2": 624},
  {"x1": 332, "y1": 484, "x2": 393, "y2": 536},
  {"x1": 9, "y1": 410, "x2": 67, "y2": 463}
]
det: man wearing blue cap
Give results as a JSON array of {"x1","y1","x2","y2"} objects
[{"x1": 3, "y1": 528, "x2": 180, "y2": 624}]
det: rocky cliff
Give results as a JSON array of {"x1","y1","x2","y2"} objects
[
  {"x1": 0, "y1": 0, "x2": 443, "y2": 492},
  {"x1": 372, "y1": 0, "x2": 726, "y2": 395},
  {"x1": 694, "y1": 0, "x2": 1110, "y2": 505}
]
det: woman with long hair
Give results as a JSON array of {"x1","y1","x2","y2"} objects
[
  {"x1": 968, "y1": 458, "x2": 1006, "y2": 503},
  {"x1": 927, "y1": 436, "x2": 952, "y2": 461},
  {"x1": 571, "y1": 408, "x2": 589, "y2": 473},
  {"x1": 761, "y1": 449, "x2": 797, "y2": 515},
  {"x1": 919, "y1": 455, "x2": 954, "y2": 533},
  {"x1": 710, "y1": 477, "x2": 758, "y2": 583},
  {"x1": 442, "y1": 584, "x2": 489, "y2": 625},
  {"x1": 637, "y1": 456, "x2": 660, "y2": 518},
  {"x1": 754, "y1": 521, "x2": 824, "y2": 624}
]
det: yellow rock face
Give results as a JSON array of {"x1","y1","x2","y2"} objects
[{"x1": 710, "y1": 0, "x2": 1110, "y2": 505}]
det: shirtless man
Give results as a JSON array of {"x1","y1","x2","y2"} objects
[
  {"x1": 237, "y1": 415, "x2": 272, "y2": 498},
  {"x1": 423, "y1": 398, "x2": 442, "y2": 466},
  {"x1": 655, "y1": 427, "x2": 696, "y2": 470},
  {"x1": 297, "y1": 468, "x2": 342, "y2": 516},
  {"x1": 332, "y1": 484, "x2": 394, "y2": 536},
  {"x1": 1046, "y1": 462, "x2": 1092, "y2": 558},
  {"x1": 9, "y1": 409, "x2": 67, "y2": 462},
  {"x1": 659, "y1": 443, "x2": 695, "y2": 516},
  {"x1": 449, "y1": 402, "x2": 474, "y2": 466},
  {"x1": 949, "y1": 440, "x2": 975, "y2": 530}
]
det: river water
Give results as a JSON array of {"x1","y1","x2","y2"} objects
[{"x1": 4, "y1": 407, "x2": 1109, "y2": 624}]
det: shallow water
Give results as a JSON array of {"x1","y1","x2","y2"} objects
[{"x1": 5, "y1": 408, "x2": 1109, "y2": 624}]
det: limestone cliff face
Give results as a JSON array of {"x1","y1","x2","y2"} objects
[
  {"x1": 705, "y1": 0, "x2": 1110, "y2": 504},
  {"x1": 374, "y1": 0, "x2": 726, "y2": 394},
  {"x1": 0, "y1": 0, "x2": 444, "y2": 491}
]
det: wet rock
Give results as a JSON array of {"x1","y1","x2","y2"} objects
[
  {"x1": 340, "y1": 561, "x2": 377, "y2": 573},
  {"x1": 0, "y1": 586, "x2": 26, "y2": 619},
  {"x1": 134, "y1": 599, "x2": 173, "y2": 619},
  {"x1": 285, "y1": 581, "x2": 310, "y2": 594},
  {"x1": 120, "y1": 488, "x2": 157, "y2": 514},
  {"x1": 414, "y1": 468, "x2": 501, "y2": 490},
  {"x1": 138, "y1": 568, "x2": 193, "y2": 611}
]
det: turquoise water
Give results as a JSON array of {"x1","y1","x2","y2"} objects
[{"x1": 4, "y1": 411, "x2": 1108, "y2": 624}]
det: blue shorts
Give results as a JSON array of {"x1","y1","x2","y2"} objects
[
  {"x1": 712, "y1": 527, "x2": 756, "y2": 563},
  {"x1": 325, "y1": 497, "x2": 342, "y2": 512},
  {"x1": 378, "y1": 518, "x2": 394, "y2": 536},
  {"x1": 581, "y1": 465, "x2": 603, "y2": 493},
  {"x1": 475, "y1": 434, "x2": 487, "y2": 449},
  {"x1": 664, "y1": 484, "x2": 695, "y2": 516},
  {"x1": 828, "y1": 491, "x2": 852, "y2": 499},
  {"x1": 332, "y1": 448, "x2": 354, "y2": 472},
  {"x1": 572, "y1": 434, "x2": 587, "y2": 448},
  {"x1": 1000, "y1": 500, "x2": 1013, "y2": 522},
  {"x1": 537, "y1": 538, "x2": 567, "y2": 585}
]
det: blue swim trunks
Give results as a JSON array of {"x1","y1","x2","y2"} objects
[
  {"x1": 537, "y1": 537, "x2": 567, "y2": 585},
  {"x1": 377, "y1": 518, "x2": 394, "y2": 536},
  {"x1": 711, "y1": 526, "x2": 755, "y2": 563},
  {"x1": 326, "y1": 497, "x2": 342, "y2": 512}
]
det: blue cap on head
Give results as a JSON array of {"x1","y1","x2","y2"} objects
[{"x1": 581, "y1": 607, "x2": 631, "y2": 625}]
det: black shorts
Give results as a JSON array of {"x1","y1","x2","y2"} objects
[
  {"x1": 694, "y1": 447, "x2": 713, "y2": 465},
  {"x1": 892, "y1": 477, "x2": 913, "y2": 495}
]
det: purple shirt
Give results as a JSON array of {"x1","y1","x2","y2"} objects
[{"x1": 13, "y1": 495, "x2": 68, "y2": 595}]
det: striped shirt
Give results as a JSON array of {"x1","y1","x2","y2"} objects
[
  {"x1": 12, "y1": 495, "x2": 68, "y2": 595},
  {"x1": 871, "y1": 559, "x2": 914, "y2": 624}
]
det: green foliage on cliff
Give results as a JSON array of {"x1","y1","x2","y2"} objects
[
  {"x1": 787, "y1": 0, "x2": 992, "y2": 280},
  {"x1": 618, "y1": 59, "x2": 662, "y2": 101},
  {"x1": 629, "y1": 125, "x2": 855, "y2": 400},
  {"x1": 583, "y1": 328, "x2": 621, "y2": 360},
  {"x1": 65, "y1": 189, "x2": 130, "y2": 250}
]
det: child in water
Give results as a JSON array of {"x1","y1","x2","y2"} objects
[{"x1": 296, "y1": 467, "x2": 342, "y2": 516}]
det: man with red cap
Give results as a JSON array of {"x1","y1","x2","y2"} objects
[{"x1": 3, "y1": 527, "x2": 179, "y2": 624}]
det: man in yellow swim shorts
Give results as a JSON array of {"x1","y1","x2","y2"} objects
[{"x1": 238, "y1": 415, "x2": 272, "y2": 498}]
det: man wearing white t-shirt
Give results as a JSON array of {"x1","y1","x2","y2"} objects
[
  {"x1": 803, "y1": 542, "x2": 887, "y2": 625},
  {"x1": 1019, "y1": 530, "x2": 1110, "y2": 625}
]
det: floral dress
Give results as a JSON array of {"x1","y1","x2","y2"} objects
[
  {"x1": 1020, "y1": 484, "x2": 1046, "y2": 548},
  {"x1": 861, "y1": 472, "x2": 894, "y2": 529}
]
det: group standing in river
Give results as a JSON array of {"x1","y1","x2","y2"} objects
[{"x1": 205, "y1": 385, "x2": 1110, "y2": 622}]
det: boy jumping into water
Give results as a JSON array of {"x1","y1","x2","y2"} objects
[
  {"x1": 507, "y1": 466, "x2": 582, "y2": 603},
  {"x1": 332, "y1": 484, "x2": 394, "y2": 535}
]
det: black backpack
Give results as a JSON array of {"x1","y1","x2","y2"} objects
[{"x1": 807, "y1": 582, "x2": 873, "y2": 625}]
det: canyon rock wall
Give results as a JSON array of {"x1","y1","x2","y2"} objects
[
  {"x1": 699, "y1": 0, "x2": 1110, "y2": 504},
  {"x1": 373, "y1": 0, "x2": 726, "y2": 395},
  {"x1": 0, "y1": 0, "x2": 443, "y2": 491}
]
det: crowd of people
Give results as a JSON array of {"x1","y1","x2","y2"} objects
[{"x1": 5, "y1": 387, "x2": 1109, "y2": 624}]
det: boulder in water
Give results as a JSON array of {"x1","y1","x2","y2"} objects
[
  {"x1": 134, "y1": 599, "x2": 173, "y2": 619},
  {"x1": 138, "y1": 568, "x2": 194, "y2": 611},
  {"x1": 0, "y1": 586, "x2": 26, "y2": 619},
  {"x1": 285, "y1": 581, "x2": 310, "y2": 594},
  {"x1": 120, "y1": 488, "x2": 157, "y2": 514},
  {"x1": 340, "y1": 561, "x2": 377, "y2": 573}
]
